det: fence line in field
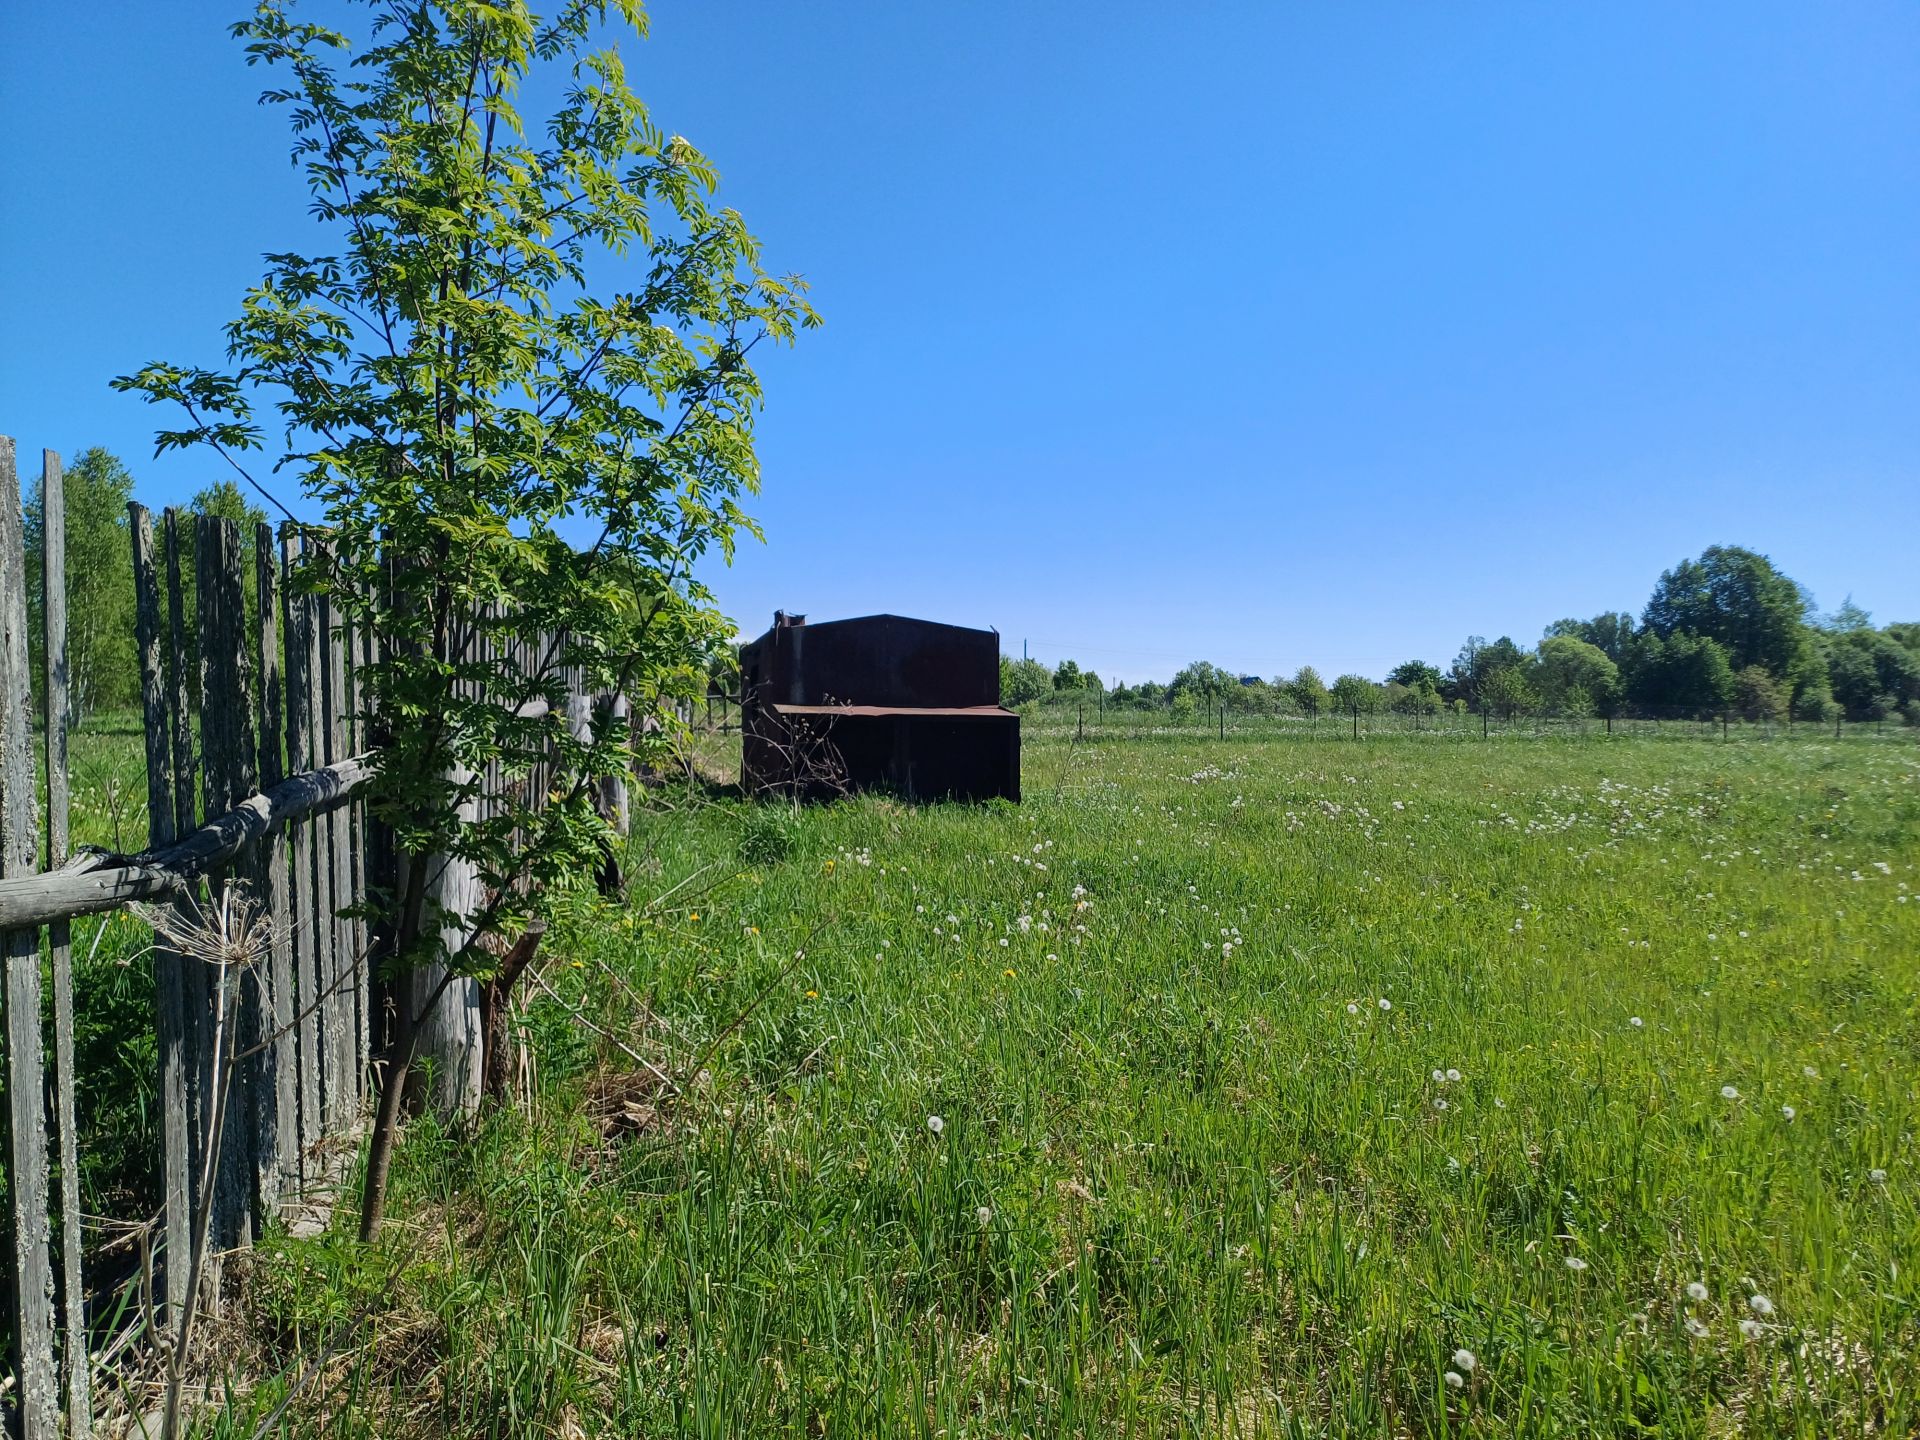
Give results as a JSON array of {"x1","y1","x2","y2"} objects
[
  {"x1": 1012, "y1": 697, "x2": 1918, "y2": 744},
  {"x1": 1, "y1": 433, "x2": 619, "y2": 1438}
]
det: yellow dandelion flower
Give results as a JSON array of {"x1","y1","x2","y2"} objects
[
  {"x1": 1003, "y1": 968, "x2": 1017, "y2": 978},
  {"x1": 805, "y1": 989, "x2": 818, "y2": 999}
]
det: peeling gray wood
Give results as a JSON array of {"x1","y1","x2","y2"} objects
[
  {"x1": 42, "y1": 449, "x2": 92, "y2": 1437},
  {"x1": 163, "y1": 509, "x2": 205, "y2": 1211},
  {"x1": 2, "y1": 433, "x2": 58, "y2": 1440},
  {"x1": 317, "y1": 588, "x2": 351, "y2": 1126},
  {"x1": 281, "y1": 534, "x2": 322, "y2": 1176},
  {"x1": 198, "y1": 516, "x2": 257, "y2": 1254},
  {"x1": 255, "y1": 522, "x2": 298, "y2": 1206},
  {"x1": 130, "y1": 503, "x2": 192, "y2": 1325},
  {"x1": 0, "y1": 756, "x2": 374, "y2": 930}
]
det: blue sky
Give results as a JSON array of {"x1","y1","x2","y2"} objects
[{"x1": 4, "y1": 2, "x2": 1916, "y2": 682}]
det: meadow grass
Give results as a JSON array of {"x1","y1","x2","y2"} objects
[{"x1": 122, "y1": 730, "x2": 1920, "y2": 1434}]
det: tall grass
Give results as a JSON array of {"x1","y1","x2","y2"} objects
[{"x1": 106, "y1": 730, "x2": 1920, "y2": 1434}]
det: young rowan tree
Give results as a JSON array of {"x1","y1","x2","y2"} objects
[{"x1": 115, "y1": 0, "x2": 815, "y2": 1237}]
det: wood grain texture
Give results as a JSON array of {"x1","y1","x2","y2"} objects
[
  {"x1": 131, "y1": 503, "x2": 192, "y2": 1323},
  {"x1": 256, "y1": 522, "x2": 298, "y2": 1205},
  {"x1": 282, "y1": 534, "x2": 322, "y2": 1175},
  {"x1": 1, "y1": 433, "x2": 58, "y2": 1439},
  {"x1": 42, "y1": 449, "x2": 93, "y2": 1437}
]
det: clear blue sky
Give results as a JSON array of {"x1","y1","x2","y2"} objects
[{"x1": 4, "y1": 3, "x2": 1916, "y2": 682}]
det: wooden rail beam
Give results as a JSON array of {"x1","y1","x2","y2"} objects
[{"x1": 0, "y1": 756, "x2": 374, "y2": 931}]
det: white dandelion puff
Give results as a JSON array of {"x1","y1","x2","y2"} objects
[
  {"x1": 926, "y1": 1115, "x2": 945, "y2": 1135},
  {"x1": 1781, "y1": 1105, "x2": 1796, "y2": 1121},
  {"x1": 1685, "y1": 1281, "x2": 1709, "y2": 1302},
  {"x1": 1564, "y1": 1256, "x2": 1589, "y2": 1272},
  {"x1": 976, "y1": 1206, "x2": 993, "y2": 1226},
  {"x1": 1378, "y1": 998, "x2": 1392, "y2": 1011},
  {"x1": 1869, "y1": 1168, "x2": 1888, "y2": 1184},
  {"x1": 1629, "y1": 1016, "x2": 1644, "y2": 1028},
  {"x1": 1451, "y1": 1348, "x2": 1476, "y2": 1372},
  {"x1": 1720, "y1": 1085, "x2": 1740, "y2": 1100},
  {"x1": 1445, "y1": 1068, "x2": 1461, "y2": 1082},
  {"x1": 1747, "y1": 1294, "x2": 1773, "y2": 1316},
  {"x1": 1685, "y1": 1316, "x2": 1710, "y2": 1338},
  {"x1": 1443, "y1": 1370, "x2": 1464, "y2": 1390},
  {"x1": 1738, "y1": 1318, "x2": 1763, "y2": 1339}
]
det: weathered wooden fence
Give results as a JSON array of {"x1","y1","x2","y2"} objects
[{"x1": 1, "y1": 435, "x2": 620, "y2": 1437}]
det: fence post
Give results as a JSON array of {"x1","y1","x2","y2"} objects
[
  {"x1": 254, "y1": 523, "x2": 300, "y2": 1208},
  {"x1": 131, "y1": 503, "x2": 194, "y2": 1324},
  {"x1": 280, "y1": 531, "x2": 324, "y2": 1179},
  {"x1": 41, "y1": 451, "x2": 92, "y2": 1437},
  {"x1": 162, "y1": 509, "x2": 208, "y2": 1274},
  {"x1": 1, "y1": 434, "x2": 59, "y2": 1439},
  {"x1": 198, "y1": 515, "x2": 258, "y2": 1255}
]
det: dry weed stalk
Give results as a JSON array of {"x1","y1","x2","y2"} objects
[{"x1": 134, "y1": 882, "x2": 271, "y2": 1440}]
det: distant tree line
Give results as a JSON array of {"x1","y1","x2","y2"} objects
[
  {"x1": 1007, "y1": 545, "x2": 1920, "y2": 726},
  {"x1": 20, "y1": 446, "x2": 269, "y2": 719}
]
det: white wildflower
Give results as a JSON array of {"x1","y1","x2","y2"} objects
[{"x1": 926, "y1": 1115, "x2": 945, "y2": 1135}]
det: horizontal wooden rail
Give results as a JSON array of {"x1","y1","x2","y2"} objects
[{"x1": 0, "y1": 755, "x2": 374, "y2": 930}]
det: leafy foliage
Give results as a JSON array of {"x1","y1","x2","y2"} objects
[{"x1": 112, "y1": 0, "x2": 815, "y2": 1231}]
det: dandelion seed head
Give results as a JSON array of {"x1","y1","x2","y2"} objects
[
  {"x1": 1451, "y1": 1348, "x2": 1476, "y2": 1372},
  {"x1": 926, "y1": 1115, "x2": 944, "y2": 1135},
  {"x1": 1747, "y1": 1294, "x2": 1773, "y2": 1315},
  {"x1": 1564, "y1": 1256, "x2": 1589, "y2": 1272},
  {"x1": 1721, "y1": 1085, "x2": 1740, "y2": 1100},
  {"x1": 1443, "y1": 1370, "x2": 1464, "y2": 1390},
  {"x1": 1686, "y1": 1281, "x2": 1709, "y2": 1302}
]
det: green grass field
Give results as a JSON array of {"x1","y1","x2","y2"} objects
[
  {"x1": 178, "y1": 727, "x2": 1915, "y2": 1439},
  {"x1": 18, "y1": 721, "x2": 1915, "y2": 1433}
]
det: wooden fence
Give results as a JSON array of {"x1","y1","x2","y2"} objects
[{"x1": 0, "y1": 436, "x2": 613, "y2": 1437}]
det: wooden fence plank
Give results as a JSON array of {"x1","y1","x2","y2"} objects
[
  {"x1": 353, "y1": 613, "x2": 376, "y2": 1099},
  {"x1": 316, "y1": 587, "x2": 350, "y2": 1128},
  {"x1": 130, "y1": 503, "x2": 192, "y2": 1322},
  {"x1": 198, "y1": 516, "x2": 256, "y2": 1254},
  {"x1": 255, "y1": 522, "x2": 298, "y2": 1207},
  {"x1": 163, "y1": 509, "x2": 206, "y2": 1211},
  {"x1": 281, "y1": 534, "x2": 322, "y2": 1176},
  {"x1": 1, "y1": 433, "x2": 58, "y2": 1439},
  {"x1": 342, "y1": 609, "x2": 368, "y2": 1103},
  {"x1": 42, "y1": 449, "x2": 93, "y2": 1437}
]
